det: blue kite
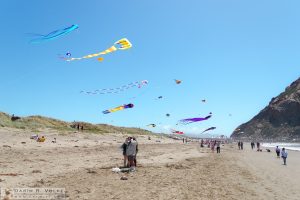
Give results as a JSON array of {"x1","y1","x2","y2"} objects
[{"x1": 29, "y1": 24, "x2": 78, "y2": 43}]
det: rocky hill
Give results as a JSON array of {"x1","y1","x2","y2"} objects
[
  {"x1": 231, "y1": 77, "x2": 300, "y2": 141},
  {"x1": 0, "y1": 112, "x2": 153, "y2": 135}
]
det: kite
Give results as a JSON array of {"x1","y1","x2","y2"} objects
[
  {"x1": 29, "y1": 24, "x2": 79, "y2": 43},
  {"x1": 201, "y1": 127, "x2": 216, "y2": 134},
  {"x1": 81, "y1": 80, "x2": 148, "y2": 95},
  {"x1": 147, "y1": 124, "x2": 156, "y2": 127},
  {"x1": 58, "y1": 52, "x2": 72, "y2": 60},
  {"x1": 201, "y1": 99, "x2": 206, "y2": 103},
  {"x1": 102, "y1": 103, "x2": 134, "y2": 114},
  {"x1": 175, "y1": 79, "x2": 182, "y2": 84},
  {"x1": 166, "y1": 113, "x2": 170, "y2": 117},
  {"x1": 66, "y1": 38, "x2": 132, "y2": 62},
  {"x1": 171, "y1": 129, "x2": 184, "y2": 134},
  {"x1": 158, "y1": 96, "x2": 163, "y2": 99},
  {"x1": 178, "y1": 114, "x2": 212, "y2": 125}
]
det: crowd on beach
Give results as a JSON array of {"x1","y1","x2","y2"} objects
[
  {"x1": 121, "y1": 137, "x2": 138, "y2": 171},
  {"x1": 200, "y1": 139, "x2": 222, "y2": 153}
]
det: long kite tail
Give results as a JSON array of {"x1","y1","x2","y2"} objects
[
  {"x1": 66, "y1": 38, "x2": 132, "y2": 61},
  {"x1": 80, "y1": 81, "x2": 144, "y2": 95}
]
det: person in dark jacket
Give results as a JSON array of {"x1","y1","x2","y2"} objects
[{"x1": 121, "y1": 138, "x2": 129, "y2": 167}]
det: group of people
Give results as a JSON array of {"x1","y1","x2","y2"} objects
[
  {"x1": 239, "y1": 141, "x2": 289, "y2": 166},
  {"x1": 250, "y1": 141, "x2": 261, "y2": 151},
  {"x1": 200, "y1": 139, "x2": 221, "y2": 153},
  {"x1": 237, "y1": 141, "x2": 244, "y2": 150},
  {"x1": 121, "y1": 137, "x2": 138, "y2": 171},
  {"x1": 275, "y1": 146, "x2": 288, "y2": 165}
]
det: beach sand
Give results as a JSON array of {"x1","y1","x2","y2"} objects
[{"x1": 0, "y1": 128, "x2": 300, "y2": 200}]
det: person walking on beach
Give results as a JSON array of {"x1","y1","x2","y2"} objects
[
  {"x1": 238, "y1": 141, "x2": 241, "y2": 150},
  {"x1": 257, "y1": 142, "x2": 260, "y2": 151},
  {"x1": 240, "y1": 141, "x2": 244, "y2": 150},
  {"x1": 281, "y1": 148, "x2": 288, "y2": 165},
  {"x1": 275, "y1": 146, "x2": 281, "y2": 158},
  {"x1": 216, "y1": 141, "x2": 221, "y2": 153}
]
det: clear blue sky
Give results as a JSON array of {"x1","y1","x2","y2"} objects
[{"x1": 0, "y1": 0, "x2": 299, "y2": 136}]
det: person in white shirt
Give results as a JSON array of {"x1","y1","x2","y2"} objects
[{"x1": 281, "y1": 148, "x2": 288, "y2": 165}]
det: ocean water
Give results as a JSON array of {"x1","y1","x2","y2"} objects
[{"x1": 262, "y1": 143, "x2": 300, "y2": 151}]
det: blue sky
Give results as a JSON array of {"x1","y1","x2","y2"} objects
[{"x1": 0, "y1": 0, "x2": 299, "y2": 136}]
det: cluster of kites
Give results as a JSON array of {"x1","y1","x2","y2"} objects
[{"x1": 29, "y1": 24, "x2": 219, "y2": 135}]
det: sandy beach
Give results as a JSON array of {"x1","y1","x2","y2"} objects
[{"x1": 0, "y1": 128, "x2": 300, "y2": 200}]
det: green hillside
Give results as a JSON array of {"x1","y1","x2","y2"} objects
[{"x1": 0, "y1": 112, "x2": 153, "y2": 135}]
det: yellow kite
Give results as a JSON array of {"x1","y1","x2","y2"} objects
[{"x1": 66, "y1": 38, "x2": 132, "y2": 62}]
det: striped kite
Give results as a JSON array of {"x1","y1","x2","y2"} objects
[
  {"x1": 81, "y1": 80, "x2": 148, "y2": 95},
  {"x1": 178, "y1": 114, "x2": 212, "y2": 125},
  {"x1": 29, "y1": 24, "x2": 79, "y2": 44},
  {"x1": 66, "y1": 38, "x2": 132, "y2": 62},
  {"x1": 102, "y1": 103, "x2": 134, "y2": 114}
]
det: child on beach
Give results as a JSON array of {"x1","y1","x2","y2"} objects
[
  {"x1": 275, "y1": 146, "x2": 280, "y2": 158},
  {"x1": 281, "y1": 148, "x2": 288, "y2": 165}
]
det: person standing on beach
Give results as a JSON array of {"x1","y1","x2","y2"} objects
[
  {"x1": 216, "y1": 141, "x2": 221, "y2": 153},
  {"x1": 200, "y1": 139, "x2": 204, "y2": 147},
  {"x1": 126, "y1": 137, "x2": 137, "y2": 171},
  {"x1": 133, "y1": 137, "x2": 138, "y2": 167},
  {"x1": 121, "y1": 138, "x2": 129, "y2": 167},
  {"x1": 238, "y1": 141, "x2": 241, "y2": 150},
  {"x1": 251, "y1": 142, "x2": 255, "y2": 150},
  {"x1": 211, "y1": 140, "x2": 216, "y2": 152},
  {"x1": 241, "y1": 141, "x2": 244, "y2": 150},
  {"x1": 257, "y1": 142, "x2": 260, "y2": 151},
  {"x1": 275, "y1": 146, "x2": 281, "y2": 158},
  {"x1": 281, "y1": 148, "x2": 288, "y2": 165}
]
